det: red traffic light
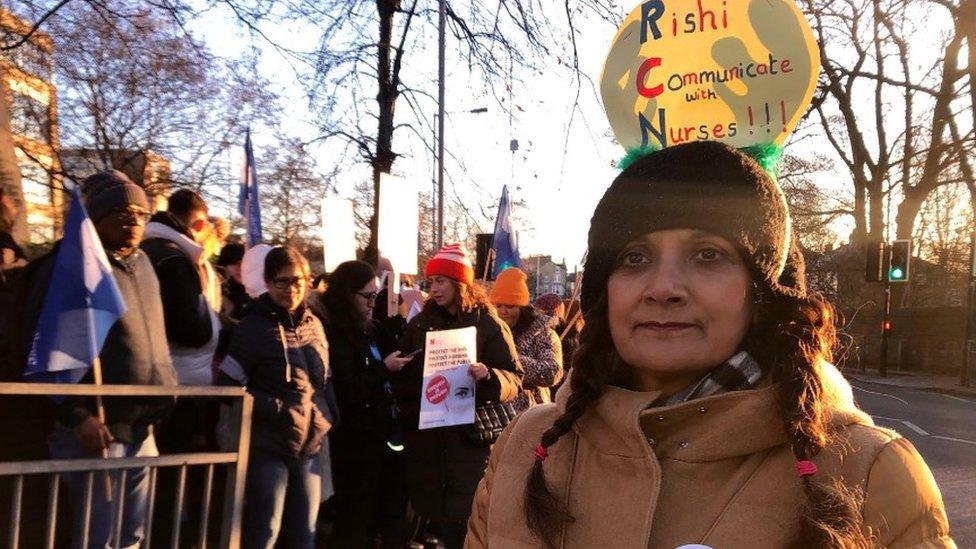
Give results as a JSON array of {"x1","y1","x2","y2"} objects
[{"x1": 882, "y1": 320, "x2": 892, "y2": 332}]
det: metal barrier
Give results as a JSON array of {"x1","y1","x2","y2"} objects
[{"x1": 0, "y1": 383, "x2": 252, "y2": 548}]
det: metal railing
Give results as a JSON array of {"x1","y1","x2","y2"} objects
[{"x1": 0, "y1": 383, "x2": 252, "y2": 549}]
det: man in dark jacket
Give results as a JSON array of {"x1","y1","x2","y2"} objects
[
  {"x1": 140, "y1": 188, "x2": 219, "y2": 544},
  {"x1": 21, "y1": 170, "x2": 177, "y2": 548},
  {"x1": 141, "y1": 188, "x2": 218, "y2": 384}
]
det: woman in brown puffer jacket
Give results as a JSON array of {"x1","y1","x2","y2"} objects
[{"x1": 466, "y1": 142, "x2": 953, "y2": 549}]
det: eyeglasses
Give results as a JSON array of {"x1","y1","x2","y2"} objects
[
  {"x1": 355, "y1": 291, "x2": 379, "y2": 302},
  {"x1": 112, "y1": 207, "x2": 151, "y2": 224},
  {"x1": 271, "y1": 276, "x2": 310, "y2": 290}
]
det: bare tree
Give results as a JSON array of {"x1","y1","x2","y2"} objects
[
  {"x1": 803, "y1": 0, "x2": 971, "y2": 243},
  {"x1": 272, "y1": 0, "x2": 618, "y2": 263},
  {"x1": 778, "y1": 151, "x2": 853, "y2": 252},
  {"x1": 259, "y1": 137, "x2": 334, "y2": 248},
  {"x1": 8, "y1": 0, "x2": 280, "y2": 208},
  {"x1": 912, "y1": 181, "x2": 974, "y2": 272}
]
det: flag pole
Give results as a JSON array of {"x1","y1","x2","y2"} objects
[
  {"x1": 91, "y1": 356, "x2": 114, "y2": 501},
  {"x1": 482, "y1": 248, "x2": 495, "y2": 281}
]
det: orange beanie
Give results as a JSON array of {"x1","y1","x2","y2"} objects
[{"x1": 491, "y1": 267, "x2": 530, "y2": 306}]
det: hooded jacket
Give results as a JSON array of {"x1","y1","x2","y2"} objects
[
  {"x1": 466, "y1": 365, "x2": 954, "y2": 548},
  {"x1": 511, "y1": 313, "x2": 563, "y2": 412},
  {"x1": 141, "y1": 212, "x2": 219, "y2": 385},
  {"x1": 394, "y1": 303, "x2": 523, "y2": 522},
  {"x1": 20, "y1": 246, "x2": 177, "y2": 444},
  {"x1": 219, "y1": 294, "x2": 337, "y2": 458}
]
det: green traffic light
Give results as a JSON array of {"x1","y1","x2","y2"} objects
[{"x1": 889, "y1": 267, "x2": 904, "y2": 280}]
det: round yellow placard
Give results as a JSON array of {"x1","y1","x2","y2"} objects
[{"x1": 600, "y1": 0, "x2": 820, "y2": 151}]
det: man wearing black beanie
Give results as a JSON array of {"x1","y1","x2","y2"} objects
[{"x1": 20, "y1": 170, "x2": 176, "y2": 548}]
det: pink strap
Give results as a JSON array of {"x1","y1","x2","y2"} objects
[
  {"x1": 534, "y1": 444, "x2": 549, "y2": 461},
  {"x1": 796, "y1": 460, "x2": 818, "y2": 477}
]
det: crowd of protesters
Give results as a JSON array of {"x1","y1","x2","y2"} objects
[
  {"x1": 0, "y1": 170, "x2": 570, "y2": 548},
  {"x1": 0, "y1": 146, "x2": 955, "y2": 548}
]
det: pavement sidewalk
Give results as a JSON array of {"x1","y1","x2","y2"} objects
[{"x1": 847, "y1": 368, "x2": 976, "y2": 400}]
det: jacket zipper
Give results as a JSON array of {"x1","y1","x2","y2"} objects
[
  {"x1": 129, "y1": 258, "x2": 156, "y2": 381},
  {"x1": 286, "y1": 314, "x2": 314, "y2": 454}
]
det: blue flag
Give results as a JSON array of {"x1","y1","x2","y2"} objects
[
  {"x1": 24, "y1": 187, "x2": 126, "y2": 385},
  {"x1": 239, "y1": 128, "x2": 263, "y2": 247},
  {"x1": 490, "y1": 185, "x2": 522, "y2": 278}
]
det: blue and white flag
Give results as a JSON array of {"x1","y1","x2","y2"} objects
[
  {"x1": 490, "y1": 185, "x2": 521, "y2": 278},
  {"x1": 24, "y1": 187, "x2": 126, "y2": 385},
  {"x1": 239, "y1": 128, "x2": 263, "y2": 248}
]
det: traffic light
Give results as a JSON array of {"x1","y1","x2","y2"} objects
[
  {"x1": 887, "y1": 239, "x2": 911, "y2": 282},
  {"x1": 882, "y1": 320, "x2": 892, "y2": 333},
  {"x1": 865, "y1": 241, "x2": 885, "y2": 282}
]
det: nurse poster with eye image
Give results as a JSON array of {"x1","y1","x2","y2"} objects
[{"x1": 418, "y1": 326, "x2": 477, "y2": 430}]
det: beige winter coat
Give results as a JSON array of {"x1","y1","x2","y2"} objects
[{"x1": 466, "y1": 365, "x2": 954, "y2": 548}]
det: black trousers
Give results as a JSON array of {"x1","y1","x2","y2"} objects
[{"x1": 328, "y1": 430, "x2": 409, "y2": 549}]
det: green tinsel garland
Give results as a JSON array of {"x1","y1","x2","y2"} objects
[{"x1": 617, "y1": 142, "x2": 784, "y2": 179}]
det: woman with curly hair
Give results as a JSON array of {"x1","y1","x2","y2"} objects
[
  {"x1": 392, "y1": 243, "x2": 523, "y2": 548},
  {"x1": 465, "y1": 141, "x2": 953, "y2": 548}
]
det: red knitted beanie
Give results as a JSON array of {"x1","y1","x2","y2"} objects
[{"x1": 425, "y1": 243, "x2": 474, "y2": 285}]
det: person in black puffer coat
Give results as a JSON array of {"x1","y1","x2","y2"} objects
[
  {"x1": 218, "y1": 246, "x2": 337, "y2": 549},
  {"x1": 317, "y1": 261, "x2": 411, "y2": 548},
  {"x1": 392, "y1": 244, "x2": 522, "y2": 549}
]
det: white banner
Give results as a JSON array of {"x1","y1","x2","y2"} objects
[{"x1": 377, "y1": 174, "x2": 419, "y2": 274}]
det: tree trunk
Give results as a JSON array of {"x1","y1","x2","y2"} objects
[
  {"x1": 366, "y1": 0, "x2": 400, "y2": 267},
  {"x1": 868, "y1": 177, "x2": 885, "y2": 243},
  {"x1": 895, "y1": 187, "x2": 925, "y2": 240},
  {"x1": 894, "y1": 28, "x2": 963, "y2": 240},
  {"x1": 851, "y1": 183, "x2": 867, "y2": 245}
]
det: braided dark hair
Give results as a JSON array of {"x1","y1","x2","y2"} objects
[{"x1": 523, "y1": 283, "x2": 870, "y2": 548}]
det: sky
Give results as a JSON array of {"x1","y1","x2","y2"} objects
[{"x1": 187, "y1": 0, "x2": 961, "y2": 272}]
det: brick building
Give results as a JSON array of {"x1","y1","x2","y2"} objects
[{"x1": 0, "y1": 8, "x2": 63, "y2": 245}]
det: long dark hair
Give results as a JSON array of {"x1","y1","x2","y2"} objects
[
  {"x1": 321, "y1": 260, "x2": 376, "y2": 335},
  {"x1": 523, "y1": 284, "x2": 869, "y2": 548}
]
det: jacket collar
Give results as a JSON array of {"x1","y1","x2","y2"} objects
[
  {"x1": 419, "y1": 303, "x2": 484, "y2": 329},
  {"x1": 555, "y1": 361, "x2": 871, "y2": 461},
  {"x1": 520, "y1": 313, "x2": 554, "y2": 337},
  {"x1": 253, "y1": 293, "x2": 312, "y2": 326},
  {"x1": 143, "y1": 213, "x2": 204, "y2": 264}
]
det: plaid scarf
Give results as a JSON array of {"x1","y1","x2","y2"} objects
[{"x1": 654, "y1": 351, "x2": 764, "y2": 407}]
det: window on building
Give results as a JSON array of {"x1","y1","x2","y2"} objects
[
  {"x1": 9, "y1": 90, "x2": 51, "y2": 144},
  {"x1": 26, "y1": 209, "x2": 54, "y2": 244},
  {"x1": 3, "y1": 42, "x2": 54, "y2": 81},
  {"x1": 15, "y1": 149, "x2": 52, "y2": 206}
]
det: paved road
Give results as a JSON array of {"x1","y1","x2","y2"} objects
[{"x1": 851, "y1": 380, "x2": 976, "y2": 547}]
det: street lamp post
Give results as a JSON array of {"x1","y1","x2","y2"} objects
[
  {"x1": 431, "y1": 107, "x2": 488, "y2": 249},
  {"x1": 437, "y1": 0, "x2": 446, "y2": 250}
]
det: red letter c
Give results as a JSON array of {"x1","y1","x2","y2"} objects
[{"x1": 636, "y1": 57, "x2": 663, "y2": 98}]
